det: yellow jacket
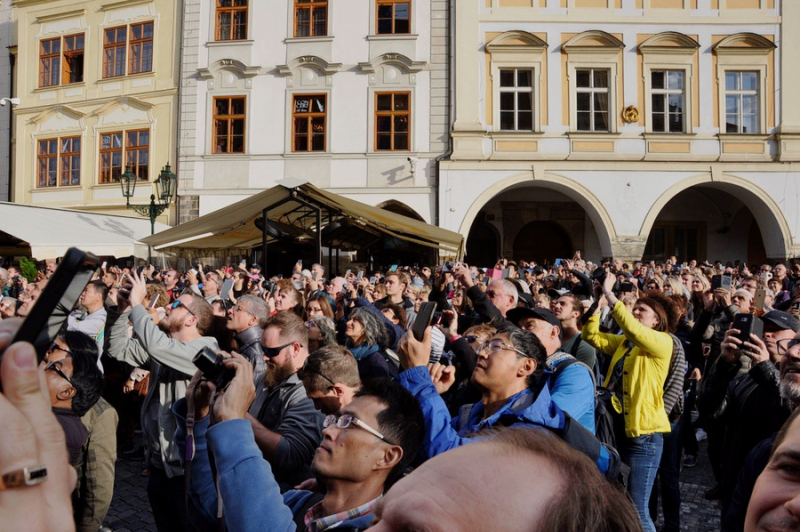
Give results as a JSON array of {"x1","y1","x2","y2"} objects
[{"x1": 582, "y1": 301, "x2": 672, "y2": 438}]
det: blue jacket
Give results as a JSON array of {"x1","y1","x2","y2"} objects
[
  {"x1": 173, "y1": 399, "x2": 374, "y2": 532},
  {"x1": 547, "y1": 355, "x2": 596, "y2": 434},
  {"x1": 397, "y1": 366, "x2": 614, "y2": 476}
]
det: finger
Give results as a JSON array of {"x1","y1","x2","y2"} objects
[{"x1": 0, "y1": 318, "x2": 23, "y2": 353}]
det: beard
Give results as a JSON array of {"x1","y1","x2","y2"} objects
[
  {"x1": 264, "y1": 356, "x2": 296, "y2": 388},
  {"x1": 780, "y1": 378, "x2": 800, "y2": 404},
  {"x1": 158, "y1": 316, "x2": 182, "y2": 335}
]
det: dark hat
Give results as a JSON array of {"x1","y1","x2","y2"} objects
[
  {"x1": 547, "y1": 288, "x2": 569, "y2": 301},
  {"x1": 507, "y1": 307, "x2": 561, "y2": 330},
  {"x1": 762, "y1": 310, "x2": 800, "y2": 332},
  {"x1": 517, "y1": 292, "x2": 536, "y2": 309}
]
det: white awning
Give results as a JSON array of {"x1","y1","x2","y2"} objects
[{"x1": 0, "y1": 202, "x2": 170, "y2": 259}]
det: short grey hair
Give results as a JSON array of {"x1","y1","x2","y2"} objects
[
  {"x1": 238, "y1": 295, "x2": 269, "y2": 328},
  {"x1": 490, "y1": 279, "x2": 519, "y2": 307}
]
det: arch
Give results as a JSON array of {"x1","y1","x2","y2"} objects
[
  {"x1": 276, "y1": 56, "x2": 343, "y2": 77},
  {"x1": 458, "y1": 172, "x2": 617, "y2": 257},
  {"x1": 513, "y1": 221, "x2": 573, "y2": 263},
  {"x1": 713, "y1": 33, "x2": 776, "y2": 52},
  {"x1": 562, "y1": 30, "x2": 625, "y2": 52},
  {"x1": 358, "y1": 53, "x2": 427, "y2": 74},
  {"x1": 640, "y1": 173, "x2": 791, "y2": 258},
  {"x1": 376, "y1": 200, "x2": 425, "y2": 222},
  {"x1": 639, "y1": 32, "x2": 700, "y2": 51},
  {"x1": 198, "y1": 59, "x2": 262, "y2": 80},
  {"x1": 486, "y1": 30, "x2": 548, "y2": 53},
  {"x1": 466, "y1": 219, "x2": 501, "y2": 266}
]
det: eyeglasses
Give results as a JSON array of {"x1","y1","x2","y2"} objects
[
  {"x1": 263, "y1": 341, "x2": 297, "y2": 358},
  {"x1": 45, "y1": 360, "x2": 75, "y2": 387},
  {"x1": 478, "y1": 339, "x2": 530, "y2": 358},
  {"x1": 777, "y1": 338, "x2": 800, "y2": 355},
  {"x1": 231, "y1": 304, "x2": 251, "y2": 314},
  {"x1": 171, "y1": 300, "x2": 195, "y2": 316},
  {"x1": 298, "y1": 362, "x2": 335, "y2": 387},
  {"x1": 323, "y1": 413, "x2": 396, "y2": 445},
  {"x1": 47, "y1": 343, "x2": 73, "y2": 358}
]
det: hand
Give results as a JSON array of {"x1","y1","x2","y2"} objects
[
  {"x1": 702, "y1": 290, "x2": 715, "y2": 311},
  {"x1": 436, "y1": 309, "x2": 458, "y2": 339},
  {"x1": 741, "y1": 333, "x2": 770, "y2": 365},
  {"x1": 564, "y1": 259, "x2": 574, "y2": 272},
  {"x1": 398, "y1": 327, "x2": 432, "y2": 370},
  {"x1": 689, "y1": 367, "x2": 702, "y2": 381},
  {"x1": 211, "y1": 353, "x2": 256, "y2": 423},
  {"x1": 714, "y1": 288, "x2": 732, "y2": 308},
  {"x1": 453, "y1": 263, "x2": 473, "y2": 289},
  {"x1": 720, "y1": 328, "x2": 742, "y2": 364},
  {"x1": 186, "y1": 270, "x2": 198, "y2": 286},
  {"x1": 127, "y1": 270, "x2": 148, "y2": 307},
  {"x1": 0, "y1": 319, "x2": 78, "y2": 531},
  {"x1": 602, "y1": 270, "x2": 616, "y2": 294},
  {"x1": 428, "y1": 362, "x2": 456, "y2": 394},
  {"x1": 123, "y1": 379, "x2": 135, "y2": 394},
  {"x1": 185, "y1": 371, "x2": 214, "y2": 420}
]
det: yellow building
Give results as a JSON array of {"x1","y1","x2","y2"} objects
[
  {"x1": 11, "y1": 0, "x2": 180, "y2": 224},
  {"x1": 443, "y1": 0, "x2": 800, "y2": 264}
]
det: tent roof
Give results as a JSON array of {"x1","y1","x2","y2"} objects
[
  {"x1": 141, "y1": 181, "x2": 463, "y2": 256},
  {"x1": 0, "y1": 202, "x2": 169, "y2": 259}
]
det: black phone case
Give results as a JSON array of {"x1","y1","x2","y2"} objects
[{"x1": 412, "y1": 302, "x2": 437, "y2": 341}]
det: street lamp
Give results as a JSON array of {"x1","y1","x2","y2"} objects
[{"x1": 120, "y1": 163, "x2": 176, "y2": 234}]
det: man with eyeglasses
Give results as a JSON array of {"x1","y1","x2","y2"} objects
[
  {"x1": 226, "y1": 295, "x2": 269, "y2": 373},
  {"x1": 451, "y1": 263, "x2": 517, "y2": 330},
  {"x1": 700, "y1": 310, "x2": 799, "y2": 520},
  {"x1": 246, "y1": 311, "x2": 324, "y2": 490},
  {"x1": 298, "y1": 344, "x2": 361, "y2": 415},
  {"x1": 106, "y1": 270, "x2": 218, "y2": 532},
  {"x1": 396, "y1": 325, "x2": 616, "y2": 476},
  {"x1": 173, "y1": 357, "x2": 424, "y2": 531}
]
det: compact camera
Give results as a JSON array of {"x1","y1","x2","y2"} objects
[{"x1": 193, "y1": 347, "x2": 236, "y2": 389}]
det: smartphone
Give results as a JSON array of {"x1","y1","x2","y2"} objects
[
  {"x1": 754, "y1": 289, "x2": 767, "y2": 310},
  {"x1": 739, "y1": 263, "x2": 747, "y2": 275},
  {"x1": 732, "y1": 314, "x2": 764, "y2": 349},
  {"x1": 412, "y1": 302, "x2": 438, "y2": 341},
  {"x1": 554, "y1": 258, "x2": 565, "y2": 268},
  {"x1": 312, "y1": 271, "x2": 318, "y2": 281},
  {"x1": 357, "y1": 271, "x2": 364, "y2": 280},
  {"x1": 220, "y1": 279, "x2": 235, "y2": 300},
  {"x1": 297, "y1": 259, "x2": 303, "y2": 266},
  {"x1": 189, "y1": 268, "x2": 198, "y2": 276},
  {"x1": 721, "y1": 274, "x2": 733, "y2": 292},
  {"x1": 101, "y1": 261, "x2": 107, "y2": 270},
  {"x1": 9, "y1": 248, "x2": 101, "y2": 370},
  {"x1": 620, "y1": 282, "x2": 635, "y2": 293},
  {"x1": 346, "y1": 269, "x2": 352, "y2": 277},
  {"x1": 148, "y1": 293, "x2": 161, "y2": 308},
  {"x1": 369, "y1": 276, "x2": 376, "y2": 284},
  {"x1": 390, "y1": 264, "x2": 398, "y2": 272},
  {"x1": 711, "y1": 275, "x2": 722, "y2": 291}
]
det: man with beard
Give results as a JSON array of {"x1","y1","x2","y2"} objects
[
  {"x1": 106, "y1": 270, "x2": 218, "y2": 532},
  {"x1": 246, "y1": 312, "x2": 324, "y2": 490}
]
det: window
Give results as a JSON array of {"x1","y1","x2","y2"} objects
[
  {"x1": 293, "y1": 95, "x2": 326, "y2": 152},
  {"x1": 128, "y1": 23, "x2": 154, "y2": 75},
  {"x1": 725, "y1": 71, "x2": 759, "y2": 134},
  {"x1": 295, "y1": 0, "x2": 327, "y2": 37},
  {"x1": 103, "y1": 22, "x2": 154, "y2": 78},
  {"x1": 376, "y1": 1, "x2": 410, "y2": 35},
  {"x1": 576, "y1": 69, "x2": 609, "y2": 132},
  {"x1": 39, "y1": 35, "x2": 84, "y2": 88},
  {"x1": 375, "y1": 92, "x2": 410, "y2": 150},
  {"x1": 103, "y1": 27, "x2": 127, "y2": 78},
  {"x1": 651, "y1": 71, "x2": 685, "y2": 133},
  {"x1": 99, "y1": 129, "x2": 149, "y2": 183},
  {"x1": 216, "y1": 0, "x2": 248, "y2": 41},
  {"x1": 213, "y1": 97, "x2": 246, "y2": 154},
  {"x1": 499, "y1": 69, "x2": 533, "y2": 131},
  {"x1": 37, "y1": 137, "x2": 81, "y2": 187}
]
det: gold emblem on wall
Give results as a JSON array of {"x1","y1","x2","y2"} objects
[{"x1": 622, "y1": 105, "x2": 639, "y2": 123}]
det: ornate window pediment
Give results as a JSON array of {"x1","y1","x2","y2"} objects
[
  {"x1": 29, "y1": 105, "x2": 86, "y2": 133},
  {"x1": 198, "y1": 59, "x2": 261, "y2": 80},
  {"x1": 714, "y1": 33, "x2": 776, "y2": 56},
  {"x1": 91, "y1": 96, "x2": 155, "y2": 126},
  {"x1": 486, "y1": 31, "x2": 548, "y2": 54},
  {"x1": 639, "y1": 32, "x2": 700, "y2": 56},
  {"x1": 563, "y1": 31, "x2": 625, "y2": 54},
  {"x1": 358, "y1": 53, "x2": 426, "y2": 74}
]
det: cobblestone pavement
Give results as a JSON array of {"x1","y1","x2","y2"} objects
[{"x1": 104, "y1": 439, "x2": 723, "y2": 531}]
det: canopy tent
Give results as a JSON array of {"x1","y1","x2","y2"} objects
[
  {"x1": 0, "y1": 202, "x2": 169, "y2": 260},
  {"x1": 141, "y1": 180, "x2": 464, "y2": 261}
]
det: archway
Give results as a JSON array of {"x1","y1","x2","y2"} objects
[
  {"x1": 513, "y1": 221, "x2": 573, "y2": 264},
  {"x1": 465, "y1": 220, "x2": 500, "y2": 266},
  {"x1": 377, "y1": 200, "x2": 425, "y2": 221}
]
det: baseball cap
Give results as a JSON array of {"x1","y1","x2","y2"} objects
[
  {"x1": 547, "y1": 288, "x2": 569, "y2": 301},
  {"x1": 762, "y1": 310, "x2": 800, "y2": 332},
  {"x1": 507, "y1": 306, "x2": 561, "y2": 330}
]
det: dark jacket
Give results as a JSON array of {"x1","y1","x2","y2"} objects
[
  {"x1": 234, "y1": 325, "x2": 265, "y2": 374},
  {"x1": 54, "y1": 407, "x2": 88, "y2": 466},
  {"x1": 465, "y1": 285, "x2": 513, "y2": 329},
  {"x1": 247, "y1": 372, "x2": 324, "y2": 490},
  {"x1": 722, "y1": 434, "x2": 775, "y2": 532}
]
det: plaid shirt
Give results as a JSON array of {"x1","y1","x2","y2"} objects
[{"x1": 303, "y1": 495, "x2": 381, "y2": 532}]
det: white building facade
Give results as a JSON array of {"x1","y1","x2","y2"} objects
[
  {"x1": 176, "y1": 0, "x2": 450, "y2": 228},
  {"x1": 442, "y1": 0, "x2": 800, "y2": 265}
]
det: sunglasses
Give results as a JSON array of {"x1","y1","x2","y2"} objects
[
  {"x1": 262, "y1": 341, "x2": 297, "y2": 358},
  {"x1": 45, "y1": 360, "x2": 75, "y2": 387},
  {"x1": 171, "y1": 300, "x2": 195, "y2": 316}
]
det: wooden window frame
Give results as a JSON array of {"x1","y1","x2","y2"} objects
[
  {"x1": 724, "y1": 71, "x2": 760, "y2": 135},
  {"x1": 294, "y1": 0, "x2": 328, "y2": 38},
  {"x1": 376, "y1": 0, "x2": 410, "y2": 35},
  {"x1": 37, "y1": 138, "x2": 58, "y2": 187},
  {"x1": 292, "y1": 94, "x2": 327, "y2": 152},
  {"x1": 650, "y1": 70, "x2": 686, "y2": 134},
  {"x1": 575, "y1": 68, "x2": 611, "y2": 133},
  {"x1": 128, "y1": 22, "x2": 154, "y2": 75},
  {"x1": 99, "y1": 129, "x2": 149, "y2": 184},
  {"x1": 39, "y1": 38, "x2": 61, "y2": 88},
  {"x1": 215, "y1": 0, "x2": 248, "y2": 41},
  {"x1": 374, "y1": 91, "x2": 410, "y2": 151},
  {"x1": 103, "y1": 26, "x2": 127, "y2": 79},
  {"x1": 59, "y1": 136, "x2": 81, "y2": 186},
  {"x1": 62, "y1": 34, "x2": 84, "y2": 85},
  {"x1": 212, "y1": 96, "x2": 247, "y2": 154},
  {"x1": 125, "y1": 130, "x2": 150, "y2": 180},
  {"x1": 498, "y1": 69, "x2": 534, "y2": 131}
]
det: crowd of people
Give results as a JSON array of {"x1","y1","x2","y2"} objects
[{"x1": 2, "y1": 253, "x2": 800, "y2": 531}]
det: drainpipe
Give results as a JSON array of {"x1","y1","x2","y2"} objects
[
  {"x1": 7, "y1": 51, "x2": 14, "y2": 202},
  {"x1": 174, "y1": 0, "x2": 186, "y2": 225},
  {"x1": 433, "y1": 0, "x2": 454, "y2": 238}
]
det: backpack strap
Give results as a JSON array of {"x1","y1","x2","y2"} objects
[{"x1": 550, "y1": 356, "x2": 596, "y2": 389}]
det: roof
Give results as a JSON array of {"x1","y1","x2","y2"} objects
[
  {"x1": 0, "y1": 201, "x2": 170, "y2": 259},
  {"x1": 141, "y1": 181, "x2": 464, "y2": 257}
]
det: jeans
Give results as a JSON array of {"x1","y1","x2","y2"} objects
[
  {"x1": 622, "y1": 433, "x2": 664, "y2": 532},
  {"x1": 649, "y1": 422, "x2": 681, "y2": 532},
  {"x1": 147, "y1": 467, "x2": 190, "y2": 532}
]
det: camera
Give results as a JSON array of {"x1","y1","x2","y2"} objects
[
  {"x1": 193, "y1": 347, "x2": 236, "y2": 390},
  {"x1": 12, "y1": 275, "x2": 21, "y2": 282}
]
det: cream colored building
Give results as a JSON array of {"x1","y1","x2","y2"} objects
[
  {"x1": 442, "y1": 0, "x2": 800, "y2": 265},
  {"x1": 11, "y1": 0, "x2": 180, "y2": 224}
]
